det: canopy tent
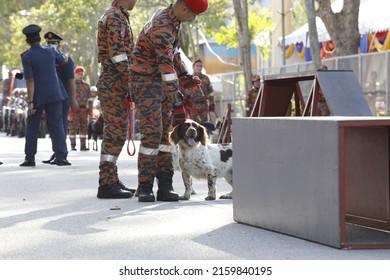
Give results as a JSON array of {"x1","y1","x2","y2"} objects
[
  {"x1": 279, "y1": 0, "x2": 390, "y2": 47},
  {"x1": 280, "y1": 17, "x2": 330, "y2": 46}
]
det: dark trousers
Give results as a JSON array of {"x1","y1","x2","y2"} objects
[
  {"x1": 48, "y1": 101, "x2": 69, "y2": 154},
  {"x1": 24, "y1": 101, "x2": 68, "y2": 161}
]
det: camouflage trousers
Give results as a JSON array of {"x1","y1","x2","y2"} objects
[
  {"x1": 130, "y1": 71, "x2": 174, "y2": 185},
  {"x1": 68, "y1": 108, "x2": 88, "y2": 146},
  {"x1": 97, "y1": 71, "x2": 128, "y2": 186}
]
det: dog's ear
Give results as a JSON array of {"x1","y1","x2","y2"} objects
[
  {"x1": 170, "y1": 124, "x2": 180, "y2": 145},
  {"x1": 198, "y1": 123, "x2": 208, "y2": 146}
]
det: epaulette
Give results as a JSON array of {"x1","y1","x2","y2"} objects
[{"x1": 20, "y1": 50, "x2": 28, "y2": 57}]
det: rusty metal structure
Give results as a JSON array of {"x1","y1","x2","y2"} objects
[
  {"x1": 216, "y1": 103, "x2": 232, "y2": 144},
  {"x1": 250, "y1": 70, "x2": 372, "y2": 117}
]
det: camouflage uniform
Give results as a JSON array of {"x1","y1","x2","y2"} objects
[
  {"x1": 194, "y1": 73, "x2": 214, "y2": 122},
  {"x1": 185, "y1": 74, "x2": 215, "y2": 123},
  {"x1": 179, "y1": 83, "x2": 204, "y2": 123},
  {"x1": 317, "y1": 91, "x2": 331, "y2": 116},
  {"x1": 96, "y1": 0, "x2": 134, "y2": 198},
  {"x1": 130, "y1": 4, "x2": 187, "y2": 202},
  {"x1": 69, "y1": 78, "x2": 90, "y2": 150},
  {"x1": 246, "y1": 87, "x2": 259, "y2": 117}
]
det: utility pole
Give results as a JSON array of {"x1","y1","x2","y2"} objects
[{"x1": 281, "y1": 0, "x2": 286, "y2": 65}]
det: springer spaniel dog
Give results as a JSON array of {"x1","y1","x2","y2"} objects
[{"x1": 170, "y1": 119, "x2": 233, "y2": 200}]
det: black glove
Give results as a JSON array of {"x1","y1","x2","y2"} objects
[{"x1": 173, "y1": 92, "x2": 186, "y2": 125}]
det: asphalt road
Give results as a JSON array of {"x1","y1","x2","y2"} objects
[{"x1": 1, "y1": 132, "x2": 390, "y2": 261}]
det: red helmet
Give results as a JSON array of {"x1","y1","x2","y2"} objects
[
  {"x1": 184, "y1": 0, "x2": 208, "y2": 14},
  {"x1": 74, "y1": 66, "x2": 85, "y2": 74}
]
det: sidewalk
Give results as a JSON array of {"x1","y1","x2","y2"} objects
[{"x1": 1, "y1": 132, "x2": 390, "y2": 260}]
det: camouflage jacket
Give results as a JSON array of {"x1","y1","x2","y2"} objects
[
  {"x1": 130, "y1": 4, "x2": 187, "y2": 96},
  {"x1": 246, "y1": 87, "x2": 259, "y2": 111},
  {"x1": 75, "y1": 79, "x2": 91, "y2": 107},
  {"x1": 194, "y1": 73, "x2": 214, "y2": 104},
  {"x1": 97, "y1": 0, "x2": 133, "y2": 81}
]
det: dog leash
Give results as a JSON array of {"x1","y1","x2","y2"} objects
[{"x1": 125, "y1": 95, "x2": 136, "y2": 156}]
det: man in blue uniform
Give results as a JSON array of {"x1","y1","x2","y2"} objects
[
  {"x1": 20, "y1": 24, "x2": 71, "y2": 167},
  {"x1": 42, "y1": 31, "x2": 79, "y2": 164}
]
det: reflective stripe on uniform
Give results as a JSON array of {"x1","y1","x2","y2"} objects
[
  {"x1": 159, "y1": 144, "x2": 173, "y2": 153},
  {"x1": 80, "y1": 135, "x2": 87, "y2": 139},
  {"x1": 111, "y1": 53, "x2": 128, "y2": 63},
  {"x1": 139, "y1": 145, "x2": 159, "y2": 155},
  {"x1": 100, "y1": 154, "x2": 118, "y2": 163},
  {"x1": 161, "y1": 73, "x2": 177, "y2": 81},
  {"x1": 69, "y1": 135, "x2": 76, "y2": 139}
]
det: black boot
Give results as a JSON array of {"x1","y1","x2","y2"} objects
[
  {"x1": 156, "y1": 172, "x2": 179, "y2": 201},
  {"x1": 97, "y1": 184, "x2": 133, "y2": 199},
  {"x1": 116, "y1": 180, "x2": 136, "y2": 194},
  {"x1": 137, "y1": 183, "x2": 155, "y2": 202},
  {"x1": 42, "y1": 153, "x2": 55, "y2": 164}
]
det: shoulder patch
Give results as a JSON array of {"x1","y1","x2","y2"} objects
[
  {"x1": 99, "y1": 15, "x2": 107, "y2": 25},
  {"x1": 144, "y1": 20, "x2": 152, "y2": 33}
]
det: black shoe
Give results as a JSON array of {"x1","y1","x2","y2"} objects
[
  {"x1": 52, "y1": 159, "x2": 72, "y2": 166},
  {"x1": 137, "y1": 184, "x2": 155, "y2": 202},
  {"x1": 42, "y1": 154, "x2": 56, "y2": 164},
  {"x1": 71, "y1": 145, "x2": 77, "y2": 151},
  {"x1": 115, "y1": 180, "x2": 136, "y2": 193},
  {"x1": 20, "y1": 160, "x2": 35, "y2": 167},
  {"x1": 97, "y1": 184, "x2": 133, "y2": 199},
  {"x1": 80, "y1": 146, "x2": 89, "y2": 151}
]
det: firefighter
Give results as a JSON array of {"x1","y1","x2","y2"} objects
[
  {"x1": 246, "y1": 74, "x2": 261, "y2": 117},
  {"x1": 96, "y1": 0, "x2": 138, "y2": 199},
  {"x1": 68, "y1": 66, "x2": 90, "y2": 151},
  {"x1": 191, "y1": 58, "x2": 214, "y2": 123},
  {"x1": 130, "y1": 0, "x2": 209, "y2": 202}
]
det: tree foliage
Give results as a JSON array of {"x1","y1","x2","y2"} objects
[
  {"x1": 213, "y1": 1, "x2": 274, "y2": 92},
  {"x1": 214, "y1": 7, "x2": 274, "y2": 59},
  {"x1": 1, "y1": 0, "x2": 235, "y2": 84},
  {"x1": 291, "y1": 0, "x2": 308, "y2": 30},
  {"x1": 3, "y1": 0, "x2": 102, "y2": 84}
]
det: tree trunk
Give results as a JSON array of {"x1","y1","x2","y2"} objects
[
  {"x1": 232, "y1": 0, "x2": 252, "y2": 93},
  {"x1": 317, "y1": 0, "x2": 360, "y2": 57},
  {"x1": 304, "y1": 0, "x2": 320, "y2": 69}
]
